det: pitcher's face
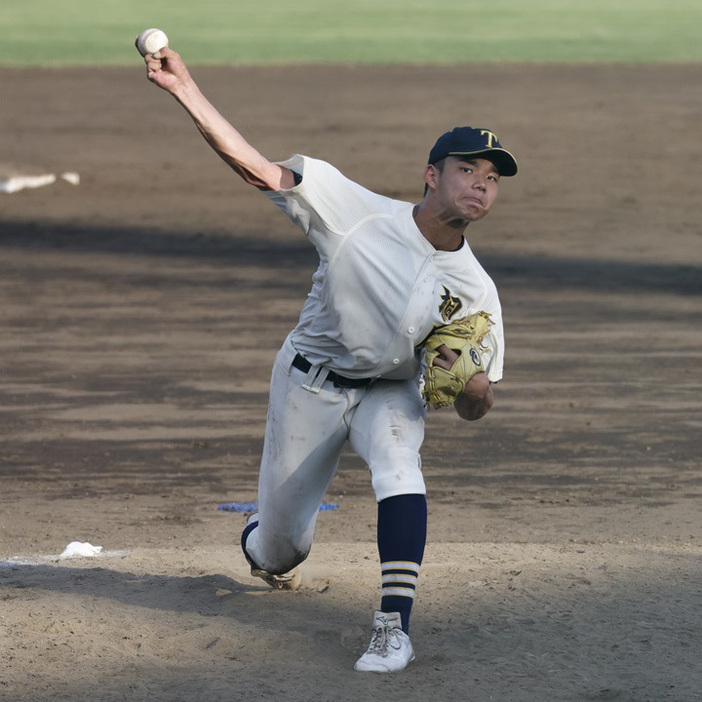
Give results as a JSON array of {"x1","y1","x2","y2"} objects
[{"x1": 426, "y1": 156, "x2": 500, "y2": 223}]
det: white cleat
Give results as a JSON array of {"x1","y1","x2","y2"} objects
[
  {"x1": 250, "y1": 566, "x2": 302, "y2": 591},
  {"x1": 354, "y1": 611, "x2": 415, "y2": 673}
]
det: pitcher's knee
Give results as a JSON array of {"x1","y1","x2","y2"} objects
[
  {"x1": 370, "y1": 449, "x2": 426, "y2": 503},
  {"x1": 242, "y1": 519, "x2": 311, "y2": 574}
]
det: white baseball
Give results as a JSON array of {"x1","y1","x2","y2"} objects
[{"x1": 137, "y1": 28, "x2": 169, "y2": 57}]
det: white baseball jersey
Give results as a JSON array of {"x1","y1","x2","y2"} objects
[{"x1": 266, "y1": 154, "x2": 505, "y2": 382}]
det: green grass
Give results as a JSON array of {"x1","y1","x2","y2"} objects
[{"x1": 1, "y1": 0, "x2": 700, "y2": 66}]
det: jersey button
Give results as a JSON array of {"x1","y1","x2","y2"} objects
[
  {"x1": 392, "y1": 358, "x2": 400, "y2": 365},
  {"x1": 408, "y1": 326, "x2": 416, "y2": 334}
]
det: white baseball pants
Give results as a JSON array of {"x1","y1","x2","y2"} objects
[{"x1": 243, "y1": 334, "x2": 427, "y2": 574}]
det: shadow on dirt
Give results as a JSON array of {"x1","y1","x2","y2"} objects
[{"x1": 1, "y1": 219, "x2": 700, "y2": 296}]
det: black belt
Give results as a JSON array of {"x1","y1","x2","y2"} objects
[{"x1": 292, "y1": 353, "x2": 374, "y2": 389}]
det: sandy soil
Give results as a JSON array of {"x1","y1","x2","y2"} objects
[{"x1": 0, "y1": 63, "x2": 700, "y2": 702}]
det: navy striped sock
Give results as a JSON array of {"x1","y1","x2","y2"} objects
[{"x1": 377, "y1": 493, "x2": 427, "y2": 634}]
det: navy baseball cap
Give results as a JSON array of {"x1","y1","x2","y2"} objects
[{"x1": 428, "y1": 126, "x2": 518, "y2": 176}]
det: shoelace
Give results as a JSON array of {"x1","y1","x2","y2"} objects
[{"x1": 367, "y1": 625, "x2": 402, "y2": 657}]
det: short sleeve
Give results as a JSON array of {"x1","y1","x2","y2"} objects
[{"x1": 266, "y1": 155, "x2": 395, "y2": 247}]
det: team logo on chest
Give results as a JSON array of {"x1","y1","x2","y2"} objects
[{"x1": 438, "y1": 286, "x2": 463, "y2": 322}]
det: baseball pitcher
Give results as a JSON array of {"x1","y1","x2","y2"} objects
[{"x1": 139, "y1": 43, "x2": 517, "y2": 673}]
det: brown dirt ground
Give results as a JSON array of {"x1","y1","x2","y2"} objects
[{"x1": 0, "y1": 64, "x2": 701, "y2": 702}]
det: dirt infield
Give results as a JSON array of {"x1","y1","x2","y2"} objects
[{"x1": 1, "y1": 64, "x2": 701, "y2": 701}]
